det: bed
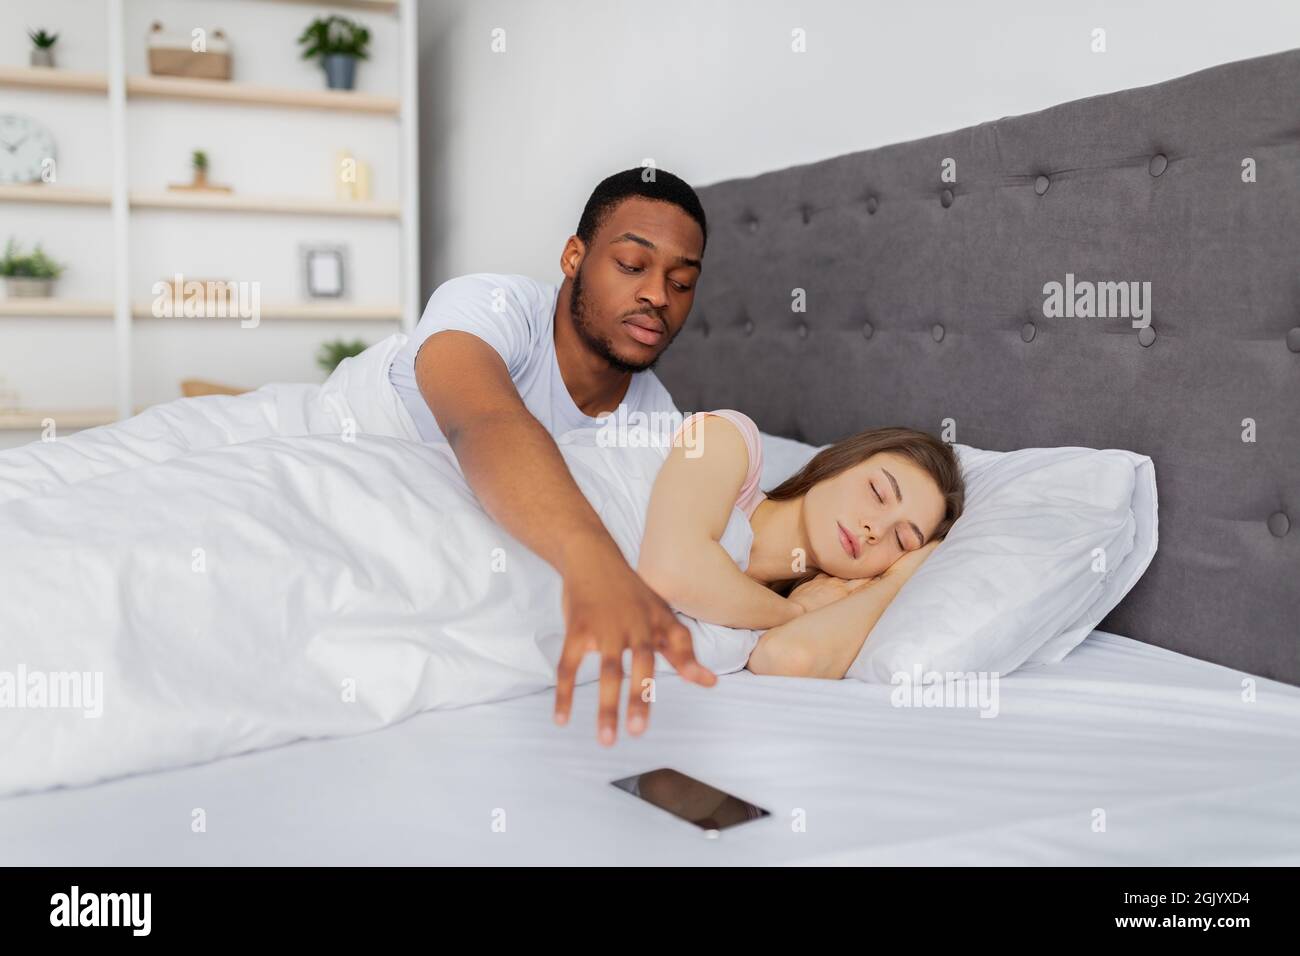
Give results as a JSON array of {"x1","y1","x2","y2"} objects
[
  {"x1": 2, "y1": 629, "x2": 1298, "y2": 866},
  {"x1": 2, "y1": 49, "x2": 1298, "y2": 866}
]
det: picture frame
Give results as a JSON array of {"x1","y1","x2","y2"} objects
[{"x1": 299, "y1": 243, "x2": 348, "y2": 299}]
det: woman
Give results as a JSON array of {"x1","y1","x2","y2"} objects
[{"x1": 638, "y1": 410, "x2": 965, "y2": 679}]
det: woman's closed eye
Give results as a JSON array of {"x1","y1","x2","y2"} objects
[{"x1": 870, "y1": 481, "x2": 908, "y2": 550}]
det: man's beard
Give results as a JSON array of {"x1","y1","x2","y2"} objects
[{"x1": 569, "y1": 265, "x2": 662, "y2": 374}]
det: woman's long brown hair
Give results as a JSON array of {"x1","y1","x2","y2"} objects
[{"x1": 764, "y1": 427, "x2": 966, "y2": 596}]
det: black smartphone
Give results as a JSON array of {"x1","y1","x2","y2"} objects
[{"x1": 611, "y1": 768, "x2": 771, "y2": 835}]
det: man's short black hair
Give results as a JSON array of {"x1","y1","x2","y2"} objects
[{"x1": 575, "y1": 167, "x2": 708, "y2": 255}]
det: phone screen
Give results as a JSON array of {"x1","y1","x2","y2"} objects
[{"x1": 611, "y1": 768, "x2": 770, "y2": 835}]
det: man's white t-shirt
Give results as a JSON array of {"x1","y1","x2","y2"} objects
[{"x1": 389, "y1": 272, "x2": 680, "y2": 443}]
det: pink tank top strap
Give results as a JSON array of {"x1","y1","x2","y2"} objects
[{"x1": 670, "y1": 409, "x2": 766, "y2": 518}]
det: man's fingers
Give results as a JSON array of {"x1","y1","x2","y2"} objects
[
  {"x1": 553, "y1": 639, "x2": 585, "y2": 725},
  {"x1": 596, "y1": 645, "x2": 625, "y2": 746},
  {"x1": 658, "y1": 622, "x2": 717, "y2": 686},
  {"x1": 626, "y1": 633, "x2": 656, "y2": 736}
]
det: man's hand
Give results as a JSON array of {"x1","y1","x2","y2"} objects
[
  {"x1": 416, "y1": 329, "x2": 717, "y2": 745},
  {"x1": 553, "y1": 540, "x2": 717, "y2": 746}
]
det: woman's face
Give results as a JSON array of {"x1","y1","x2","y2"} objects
[{"x1": 803, "y1": 452, "x2": 947, "y2": 579}]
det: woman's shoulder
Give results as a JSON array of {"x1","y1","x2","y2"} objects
[
  {"x1": 670, "y1": 409, "x2": 760, "y2": 451},
  {"x1": 669, "y1": 410, "x2": 764, "y2": 513}
]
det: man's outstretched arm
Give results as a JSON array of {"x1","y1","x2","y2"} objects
[{"x1": 415, "y1": 330, "x2": 717, "y2": 745}]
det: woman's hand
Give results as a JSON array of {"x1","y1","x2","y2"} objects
[
  {"x1": 881, "y1": 539, "x2": 940, "y2": 584},
  {"x1": 787, "y1": 572, "x2": 879, "y2": 615},
  {"x1": 749, "y1": 541, "x2": 943, "y2": 680},
  {"x1": 786, "y1": 541, "x2": 941, "y2": 616}
]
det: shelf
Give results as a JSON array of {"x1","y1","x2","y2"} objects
[
  {"x1": 0, "y1": 300, "x2": 401, "y2": 321},
  {"x1": 0, "y1": 184, "x2": 112, "y2": 206},
  {"x1": 0, "y1": 68, "x2": 401, "y2": 114},
  {"x1": 0, "y1": 65, "x2": 108, "y2": 94},
  {"x1": 130, "y1": 191, "x2": 400, "y2": 218},
  {"x1": 0, "y1": 408, "x2": 118, "y2": 430},
  {"x1": 257, "y1": 0, "x2": 399, "y2": 11},
  {"x1": 126, "y1": 75, "x2": 400, "y2": 115},
  {"x1": 235, "y1": 302, "x2": 402, "y2": 321},
  {"x1": 133, "y1": 302, "x2": 402, "y2": 321},
  {"x1": 0, "y1": 185, "x2": 397, "y2": 218},
  {"x1": 0, "y1": 299, "x2": 113, "y2": 317},
  {"x1": 0, "y1": 0, "x2": 418, "y2": 419}
]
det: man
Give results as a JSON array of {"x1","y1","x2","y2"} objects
[{"x1": 387, "y1": 168, "x2": 717, "y2": 747}]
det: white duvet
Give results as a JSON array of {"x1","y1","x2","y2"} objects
[{"x1": 0, "y1": 335, "x2": 759, "y2": 797}]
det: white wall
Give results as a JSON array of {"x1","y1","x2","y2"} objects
[
  {"x1": 3, "y1": 0, "x2": 1295, "y2": 449},
  {"x1": 416, "y1": 0, "x2": 1300, "y2": 289},
  {"x1": 1, "y1": 0, "x2": 405, "y2": 447}
]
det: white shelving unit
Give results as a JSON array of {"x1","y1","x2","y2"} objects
[{"x1": 0, "y1": 0, "x2": 420, "y2": 431}]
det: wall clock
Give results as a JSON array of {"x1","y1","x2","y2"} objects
[{"x1": 0, "y1": 114, "x2": 57, "y2": 185}]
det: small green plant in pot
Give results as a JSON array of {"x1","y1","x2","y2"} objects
[
  {"x1": 191, "y1": 149, "x2": 209, "y2": 187},
  {"x1": 298, "y1": 15, "x2": 370, "y2": 91},
  {"x1": 28, "y1": 28, "x2": 58, "y2": 68},
  {"x1": 1, "y1": 238, "x2": 64, "y2": 298},
  {"x1": 316, "y1": 337, "x2": 368, "y2": 375}
]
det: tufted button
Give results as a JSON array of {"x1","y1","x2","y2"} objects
[
  {"x1": 699, "y1": 318, "x2": 710, "y2": 337},
  {"x1": 931, "y1": 323, "x2": 945, "y2": 342},
  {"x1": 866, "y1": 195, "x2": 878, "y2": 214},
  {"x1": 1287, "y1": 327, "x2": 1300, "y2": 352},
  {"x1": 1034, "y1": 175, "x2": 1050, "y2": 196},
  {"x1": 940, "y1": 188, "x2": 954, "y2": 208},
  {"x1": 1267, "y1": 511, "x2": 1290, "y2": 537},
  {"x1": 1148, "y1": 153, "x2": 1168, "y2": 177},
  {"x1": 746, "y1": 215, "x2": 760, "y2": 233},
  {"x1": 800, "y1": 204, "x2": 812, "y2": 225},
  {"x1": 742, "y1": 318, "x2": 754, "y2": 336},
  {"x1": 862, "y1": 320, "x2": 874, "y2": 339},
  {"x1": 1021, "y1": 321, "x2": 1036, "y2": 342},
  {"x1": 797, "y1": 322, "x2": 808, "y2": 339},
  {"x1": 1137, "y1": 326, "x2": 1156, "y2": 347}
]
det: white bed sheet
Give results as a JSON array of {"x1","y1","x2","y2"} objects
[{"x1": 1, "y1": 629, "x2": 1297, "y2": 866}]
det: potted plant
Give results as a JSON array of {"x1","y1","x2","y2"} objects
[
  {"x1": 316, "y1": 337, "x2": 368, "y2": 374},
  {"x1": 1, "y1": 238, "x2": 64, "y2": 298},
  {"x1": 167, "y1": 148, "x2": 230, "y2": 194},
  {"x1": 28, "y1": 28, "x2": 58, "y2": 68},
  {"x1": 297, "y1": 15, "x2": 370, "y2": 91},
  {"x1": 191, "y1": 149, "x2": 209, "y2": 188}
]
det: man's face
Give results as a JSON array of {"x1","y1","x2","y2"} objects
[{"x1": 565, "y1": 196, "x2": 704, "y2": 373}]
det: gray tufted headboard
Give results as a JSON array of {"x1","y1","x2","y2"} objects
[{"x1": 655, "y1": 49, "x2": 1300, "y2": 685}]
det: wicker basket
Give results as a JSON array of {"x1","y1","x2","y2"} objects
[{"x1": 147, "y1": 22, "x2": 232, "y2": 80}]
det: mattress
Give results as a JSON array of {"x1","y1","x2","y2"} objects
[{"x1": 2, "y1": 629, "x2": 1297, "y2": 866}]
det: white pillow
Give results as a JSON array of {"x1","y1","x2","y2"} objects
[
  {"x1": 757, "y1": 432, "x2": 1157, "y2": 677},
  {"x1": 1022, "y1": 449, "x2": 1157, "y2": 665},
  {"x1": 759, "y1": 431, "x2": 825, "y2": 492}
]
